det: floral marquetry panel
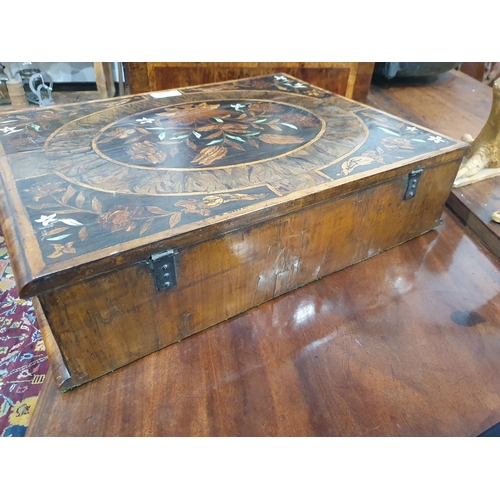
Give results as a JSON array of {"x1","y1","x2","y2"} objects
[{"x1": 0, "y1": 74, "x2": 463, "y2": 296}]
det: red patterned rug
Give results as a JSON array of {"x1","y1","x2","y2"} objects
[{"x1": 0, "y1": 224, "x2": 49, "y2": 437}]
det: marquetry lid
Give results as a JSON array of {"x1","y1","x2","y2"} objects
[{"x1": 0, "y1": 74, "x2": 467, "y2": 296}]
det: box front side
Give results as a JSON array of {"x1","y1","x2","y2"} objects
[{"x1": 39, "y1": 154, "x2": 462, "y2": 389}]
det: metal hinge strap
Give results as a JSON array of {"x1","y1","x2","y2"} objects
[
  {"x1": 149, "y1": 249, "x2": 178, "y2": 291},
  {"x1": 403, "y1": 167, "x2": 424, "y2": 200}
]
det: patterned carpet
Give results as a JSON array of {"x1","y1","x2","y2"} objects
[{"x1": 0, "y1": 224, "x2": 49, "y2": 437}]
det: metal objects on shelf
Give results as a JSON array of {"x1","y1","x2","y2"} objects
[{"x1": 28, "y1": 72, "x2": 54, "y2": 107}]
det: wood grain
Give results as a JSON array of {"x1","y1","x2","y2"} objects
[
  {"x1": 94, "y1": 63, "x2": 115, "y2": 99},
  {"x1": 38, "y1": 156, "x2": 462, "y2": 389},
  {"x1": 447, "y1": 176, "x2": 500, "y2": 258},
  {"x1": 123, "y1": 62, "x2": 149, "y2": 94},
  {"x1": 460, "y1": 62, "x2": 486, "y2": 82},
  {"x1": 26, "y1": 210, "x2": 500, "y2": 436},
  {"x1": 124, "y1": 62, "x2": 375, "y2": 102},
  {"x1": 32, "y1": 296, "x2": 70, "y2": 387},
  {"x1": 368, "y1": 69, "x2": 492, "y2": 140}
]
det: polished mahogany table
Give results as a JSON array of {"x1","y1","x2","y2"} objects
[
  {"x1": 369, "y1": 70, "x2": 500, "y2": 260},
  {"x1": 27, "y1": 70, "x2": 500, "y2": 436}
]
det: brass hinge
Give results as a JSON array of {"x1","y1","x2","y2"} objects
[
  {"x1": 149, "y1": 249, "x2": 178, "y2": 291},
  {"x1": 403, "y1": 167, "x2": 424, "y2": 200}
]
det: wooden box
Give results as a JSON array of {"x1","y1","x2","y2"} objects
[
  {"x1": 124, "y1": 62, "x2": 375, "y2": 102},
  {"x1": 0, "y1": 74, "x2": 468, "y2": 390}
]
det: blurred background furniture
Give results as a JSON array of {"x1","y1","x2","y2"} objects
[
  {"x1": 94, "y1": 62, "x2": 116, "y2": 99},
  {"x1": 460, "y1": 62, "x2": 500, "y2": 86},
  {"x1": 123, "y1": 62, "x2": 375, "y2": 102},
  {"x1": 373, "y1": 62, "x2": 460, "y2": 79}
]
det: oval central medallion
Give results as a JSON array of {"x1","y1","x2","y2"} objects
[{"x1": 94, "y1": 100, "x2": 324, "y2": 170}]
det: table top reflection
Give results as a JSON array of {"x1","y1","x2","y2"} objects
[{"x1": 27, "y1": 210, "x2": 500, "y2": 436}]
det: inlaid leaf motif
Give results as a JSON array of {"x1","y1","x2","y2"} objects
[
  {"x1": 61, "y1": 185, "x2": 77, "y2": 204},
  {"x1": 247, "y1": 138, "x2": 259, "y2": 149},
  {"x1": 78, "y1": 227, "x2": 88, "y2": 241},
  {"x1": 47, "y1": 242, "x2": 76, "y2": 258},
  {"x1": 92, "y1": 197, "x2": 103, "y2": 214},
  {"x1": 197, "y1": 125, "x2": 217, "y2": 131},
  {"x1": 378, "y1": 127, "x2": 400, "y2": 137},
  {"x1": 75, "y1": 191, "x2": 85, "y2": 209},
  {"x1": 170, "y1": 144, "x2": 179, "y2": 157},
  {"x1": 128, "y1": 141, "x2": 167, "y2": 164},
  {"x1": 191, "y1": 146, "x2": 227, "y2": 166},
  {"x1": 186, "y1": 138, "x2": 197, "y2": 150},
  {"x1": 259, "y1": 134, "x2": 303, "y2": 145},
  {"x1": 225, "y1": 140, "x2": 245, "y2": 151},
  {"x1": 226, "y1": 134, "x2": 246, "y2": 143},
  {"x1": 362, "y1": 149, "x2": 386, "y2": 165},
  {"x1": 46, "y1": 227, "x2": 67, "y2": 236},
  {"x1": 139, "y1": 218, "x2": 155, "y2": 235},
  {"x1": 158, "y1": 140, "x2": 181, "y2": 145},
  {"x1": 341, "y1": 156, "x2": 376, "y2": 176},
  {"x1": 124, "y1": 135, "x2": 141, "y2": 144},
  {"x1": 205, "y1": 131, "x2": 223, "y2": 140},
  {"x1": 267, "y1": 124, "x2": 283, "y2": 131},
  {"x1": 60, "y1": 218, "x2": 83, "y2": 226},
  {"x1": 381, "y1": 137, "x2": 413, "y2": 150},
  {"x1": 47, "y1": 234, "x2": 71, "y2": 241},
  {"x1": 146, "y1": 206, "x2": 172, "y2": 215},
  {"x1": 169, "y1": 212, "x2": 182, "y2": 228}
]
